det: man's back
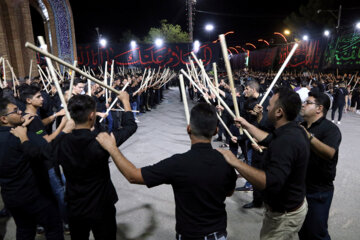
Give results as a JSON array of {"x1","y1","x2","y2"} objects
[
  {"x1": 54, "y1": 111, "x2": 137, "y2": 218},
  {"x1": 141, "y1": 143, "x2": 237, "y2": 237}
]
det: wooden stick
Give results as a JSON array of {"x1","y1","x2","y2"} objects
[
  {"x1": 6, "y1": 60, "x2": 16, "y2": 95},
  {"x1": 29, "y1": 59, "x2": 33, "y2": 81},
  {"x1": 351, "y1": 77, "x2": 359, "y2": 92},
  {"x1": 213, "y1": 62, "x2": 221, "y2": 116},
  {"x1": 88, "y1": 79, "x2": 91, "y2": 96},
  {"x1": 348, "y1": 72, "x2": 358, "y2": 86},
  {"x1": 110, "y1": 60, "x2": 114, "y2": 89},
  {"x1": 25, "y1": 41, "x2": 121, "y2": 95},
  {"x1": 259, "y1": 43, "x2": 299, "y2": 106},
  {"x1": 38, "y1": 36, "x2": 70, "y2": 120},
  {"x1": 181, "y1": 69, "x2": 262, "y2": 152},
  {"x1": 99, "y1": 82, "x2": 130, "y2": 123},
  {"x1": 179, "y1": 74, "x2": 190, "y2": 125},
  {"x1": 68, "y1": 61, "x2": 78, "y2": 99},
  {"x1": 46, "y1": 67, "x2": 52, "y2": 82},
  {"x1": 38, "y1": 68, "x2": 49, "y2": 93},
  {"x1": 104, "y1": 61, "x2": 108, "y2": 102},
  {"x1": 180, "y1": 69, "x2": 234, "y2": 138},
  {"x1": 2, "y1": 58, "x2": 6, "y2": 85}
]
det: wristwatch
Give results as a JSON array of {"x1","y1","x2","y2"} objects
[{"x1": 309, "y1": 133, "x2": 314, "y2": 142}]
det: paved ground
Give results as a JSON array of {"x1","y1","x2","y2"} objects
[{"x1": 1, "y1": 87, "x2": 360, "y2": 239}]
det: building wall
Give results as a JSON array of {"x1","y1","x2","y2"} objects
[{"x1": 0, "y1": 0, "x2": 76, "y2": 80}]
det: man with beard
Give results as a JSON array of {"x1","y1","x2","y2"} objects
[{"x1": 217, "y1": 87, "x2": 309, "y2": 240}]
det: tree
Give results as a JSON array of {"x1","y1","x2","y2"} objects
[
  {"x1": 284, "y1": 0, "x2": 337, "y2": 36},
  {"x1": 118, "y1": 30, "x2": 141, "y2": 43},
  {"x1": 144, "y1": 19, "x2": 189, "y2": 43}
]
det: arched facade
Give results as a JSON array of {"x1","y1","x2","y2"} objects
[{"x1": 0, "y1": 0, "x2": 76, "y2": 80}]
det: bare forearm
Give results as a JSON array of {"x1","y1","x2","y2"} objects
[
  {"x1": 310, "y1": 137, "x2": 336, "y2": 160},
  {"x1": 232, "y1": 158, "x2": 266, "y2": 190},
  {"x1": 108, "y1": 147, "x2": 144, "y2": 184},
  {"x1": 122, "y1": 101, "x2": 131, "y2": 112},
  {"x1": 244, "y1": 123, "x2": 269, "y2": 142},
  {"x1": 42, "y1": 115, "x2": 56, "y2": 126}
]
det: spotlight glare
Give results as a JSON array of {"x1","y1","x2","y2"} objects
[
  {"x1": 324, "y1": 30, "x2": 330, "y2": 37},
  {"x1": 356, "y1": 22, "x2": 360, "y2": 29},
  {"x1": 205, "y1": 24, "x2": 214, "y2": 32},
  {"x1": 155, "y1": 38, "x2": 163, "y2": 47},
  {"x1": 100, "y1": 38, "x2": 107, "y2": 47},
  {"x1": 130, "y1": 40, "x2": 136, "y2": 48},
  {"x1": 302, "y1": 35, "x2": 309, "y2": 41},
  {"x1": 284, "y1": 29, "x2": 291, "y2": 35},
  {"x1": 193, "y1": 40, "x2": 200, "y2": 52}
]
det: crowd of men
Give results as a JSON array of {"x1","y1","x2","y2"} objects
[{"x1": 0, "y1": 65, "x2": 354, "y2": 240}]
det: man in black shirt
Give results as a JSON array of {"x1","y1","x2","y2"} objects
[
  {"x1": 299, "y1": 92, "x2": 342, "y2": 240},
  {"x1": 331, "y1": 82, "x2": 348, "y2": 124},
  {"x1": 0, "y1": 98, "x2": 64, "y2": 240},
  {"x1": 96, "y1": 103, "x2": 237, "y2": 240},
  {"x1": 53, "y1": 92, "x2": 137, "y2": 240},
  {"x1": 218, "y1": 87, "x2": 309, "y2": 240}
]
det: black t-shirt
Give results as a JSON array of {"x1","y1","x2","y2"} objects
[
  {"x1": 333, "y1": 87, "x2": 348, "y2": 105},
  {"x1": 141, "y1": 143, "x2": 237, "y2": 237},
  {"x1": 0, "y1": 126, "x2": 42, "y2": 208},
  {"x1": 301, "y1": 117, "x2": 341, "y2": 193},
  {"x1": 260, "y1": 121, "x2": 310, "y2": 212},
  {"x1": 53, "y1": 112, "x2": 137, "y2": 218},
  {"x1": 26, "y1": 115, "x2": 47, "y2": 138}
]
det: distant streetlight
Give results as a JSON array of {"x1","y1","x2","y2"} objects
[
  {"x1": 130, "y1": 40, "x2": 137, "y2": 48},
  {"x1": 356, "y1": 22, "x2": 360, "y2": 29},
  {"x1": 284, "y1": 29, "x2": 291, "y2": 35},
  {"x1": 303, "y1": 35, "x2": 309, "y2": 41},
  {"x1": 155, "y1": 38, "x2": 163, "y2": 47},
  {"x1": 205, "y1": 24, "x2": 214, "y2": 32},
  {"x1": 193, "y1": 40, "x2": 200, "y2": 53},
  {"x1": 205, "y1": 24, "x2": 214, "y2": 41},
  {"x1": 324, "y1": 30, "x2": 330, "y2": 37},
  {"x1": 100, "y1": 38, "x2": 107, "y2": 47}
]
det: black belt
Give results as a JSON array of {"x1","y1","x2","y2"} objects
[
  {"x1": 265, "y1": 200, "x2": 304, "y2": 213},
  {"x1": 176, "y1": 231, "x2": 227, "y2": 240}
]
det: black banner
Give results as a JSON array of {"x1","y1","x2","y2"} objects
[{"x1": 76, "y1": 42, "x2": 220, "y2": 70}]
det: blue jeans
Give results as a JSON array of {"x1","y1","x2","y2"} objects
[
  {"x1": 299, "y1": 190, "x2": 334, "y2": 240},
  {"x1": 131, "y1": 102, "x2": 137, "y2": 118},
  {"x1": 48, "y1": 168, "x2": 68, "y2": 224}
]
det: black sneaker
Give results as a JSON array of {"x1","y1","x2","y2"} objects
[{"x1": 213, "y1": 138, "x2": 223, "y2": 142}]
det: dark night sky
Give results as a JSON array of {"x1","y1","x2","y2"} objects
[{"x1": 30, "y1": 0, "x2": 360, "y2": 46}]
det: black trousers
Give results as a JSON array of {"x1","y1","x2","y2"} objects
[
  {"x1": 252, "y1": 150, "x2": 266, "y2": 205},
  {"x1": 68, "y1": 205, "x2": 116, "y2": 240},
  {"x1": 8, "y1": 195, "x2": 64, "y2": 240}
]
